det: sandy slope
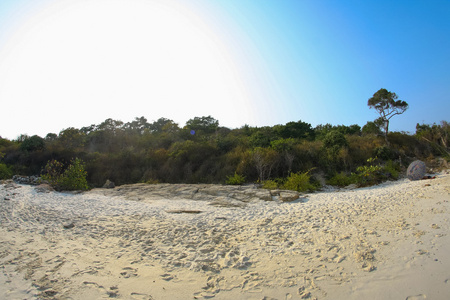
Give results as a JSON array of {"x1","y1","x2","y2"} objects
[{"x1": 1, "y1": 172, "x2": 449, "y2": 300}]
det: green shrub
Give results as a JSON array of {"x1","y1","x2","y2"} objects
[
  {"x1": 321, "y1": 131, "x2": 349, "y2": 174},
  {"x1": 41, "y1": 159, "x2": 64, "y2": 187},
  {"x1": 0, "y1": 163, "x2": 13, "y2": 179},
  {"x1": 262, "y1": 179, "x2": 279, "y2": 189},
  {"x1": 373, "y1": 146, "x2": 396, "y2": 161},
  {"x1": 323, "y1": 131, "x2": 348, "y2": 149},
  {"x1": 42, "y1": 158, "x2": 89, "y2": 191},
  {"x1": 327, "y1": 158, "x2": 401, "y2": 188},
  {"x1": 355, "y1": 165, "x2": 382, "y2": 186},
  {"x1": 384, "y1": 160, "x2": 401, "y2": 180},
  {"x1": 225, "y1": 172, "x2": 246, "y2": 185},
  {"x1": 59, "y1": 158, "x2": 89, "y2": 191},
  {"x1": 353, "y1": 157, "x2": 403, "y2": 187},
  {"x1": 145, "y1": 178, "x2": 160, "y2": 184},
  {"x1": 327, "y1": 172, "x2": 355, "y2": 187},
  {"x1": 355, "y1": 159, "x2": 383, "y2": 186},
  {"x1": 283, "y1": 171, "x2": 315, "y2": 192}
]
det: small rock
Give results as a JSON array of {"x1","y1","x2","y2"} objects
[
  {"x1": 344, "y1": 184, "x2": 358, "y2": 190},
  {"x1": 103, "y1": 179, "x2": 115, "y2": 189},
  {"x1": 3, "y1": 182, "x2": 20, "y2": 190},
  {"x1": 253, "y1": 190, "x2": 272, "y2": 201},
  {"x1": 279, "y1": 191, "x2": 300, "y2": 202},
  {"x1": 35, "y1": 184, "x2": 54, "y2": 193},
  {"x1": 12, "y1": 175, "x2": 42, "y2": 185},
  {"x1": 43, "y1": 290, "x2": 58, "y2": 297},
  {"x1": 406, "y1": 160, "x2": 427, "y2": 181},
  {"x1": 63, "y1": 222, "x2": 75, "y2": 229}
]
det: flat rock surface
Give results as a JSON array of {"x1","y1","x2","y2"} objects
[{"x1": 92, "y1": 183, "x2": 296, "y2": 204}]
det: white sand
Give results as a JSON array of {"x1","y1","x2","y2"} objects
[{"x1": 1, "y1": 172, "x2": 449, "y2": 300}]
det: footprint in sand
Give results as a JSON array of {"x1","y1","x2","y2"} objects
[
  {"x1": 120, "y1": 267, "x2": 138, "y2": 278},
  {"x1": 131, "y1": 292, "x2": 154, "y2": 300},
  {"x1": 298, "y1": 277, "x2": 318, "y2": 299},
  {"x1": 83, "y1": 281, "x2": 122, "y2": 298},
  {"x1": 160, "y1": 273, "x2": 174, "y2": 281},
  {"x1": 83, "y1": 281, "x2": 106, "y2": 291},
  {"x1": 298, "y1": 289, "x2": 312, "y2": 299}
]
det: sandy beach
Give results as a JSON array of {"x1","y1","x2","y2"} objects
[{"x1": 1, "y1": 172, "x2": 449, "y2": 300}]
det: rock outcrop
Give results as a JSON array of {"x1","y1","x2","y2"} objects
[
  {"x1": 12, "y1": 175, "x2": 41, "y2": 185},
  {"x1": 103, "y1": 179, "x2": 115, "y2": 189},
  {"x1": 95, "y1": 183, "x2": 302, "y2": 204}
]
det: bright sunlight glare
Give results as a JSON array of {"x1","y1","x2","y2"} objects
[{"x1": 0, "y1": 0, "x2": 255, "y2": 139}]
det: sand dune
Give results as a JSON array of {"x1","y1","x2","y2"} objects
[{"x1": 1, "y1": 172, "x2": 449, "y2": 299}]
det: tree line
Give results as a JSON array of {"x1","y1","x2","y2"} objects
[
  {"x1": 1, "y1": 89, "x2": 449, "y2": 187},
  {"x1": 1, "y1": 115, "x2": 448, "y2": 187}
]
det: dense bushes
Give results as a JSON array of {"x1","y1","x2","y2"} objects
[
  {"x1": 416, "y1": 121, "x2": 450, "y2": 158},
  {"x1": 321, "y1": 131, "x2": 349, "y2": 174},
  {"x1": 42, "y1": 158, "x2": 89, "y2": 191},
  {"x1": 326, "y1": 158, "x2": 402, "y2": 187},
  {"x1": 0, "y1": 163, "x2": 13, "y2": 179},
  {"x1": 1, "y1": 117, "x2": 448, "y2": 189}
]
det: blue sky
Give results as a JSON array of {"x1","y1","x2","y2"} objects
[
  {"x1": 0, "y1": 0, "x2": 449, "y2": 139},
  {"x1": 201, "y1": 0, "x2": 450, "y2": 130}
]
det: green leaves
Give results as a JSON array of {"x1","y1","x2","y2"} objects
[
  {"x1": 185, "y1": 116, "x2": 219, "y2": 135},
  {"x1": 225, "y1": 172, "x2": 246, "y2": 185},
  {"x1": 42, "y1": 158, "x2": 89, "y2": 191},
  {"x1": 368, "y1": 88, "x2": 409, "y2": 144},
  {"x1": 20, "y1": 135, "x2": 45, "y2": 152},
  {"x1": 353, "y1": 157, "x2": 394, "y2": 187},
  {"x1": 283, "y1": 171, "x2": 315, "y2": 192},
  {"x1": 262, "y1": 170, "x2": 317, "y2": 192},
  {"x1": 368, "y1": 88, "x2": 408, "y2": 118},
  {"x1": 0, "y1": 163, "x2": 13, "y2": 179}
]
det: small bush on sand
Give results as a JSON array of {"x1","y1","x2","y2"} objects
[
  {"x1": 327, "y1": 172, "x2": 356, "y2": 187},
  {"x1": 225, "y1": 172, "x2": 246, "y2": 185},
  {"x1": 354, "y1": 157, "x2": 384, "y2": 186},
  {"x1": 145, "y1": 178, "x2": 160, "y2": 184},
  {"x1": 59, "y1": 158, "x2": 89, "y2": 191},
  {"x1": 42, "y1": 158, "x2": 89, "y2": 191},
  {"x1": 283, "y1": 170, "x2": 316, "y2": 192},
  {"x1": 353, "y1": 157, "x2": 401, "y2": 187}
]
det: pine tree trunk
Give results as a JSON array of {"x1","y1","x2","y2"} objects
[{"x1": 384, "y1": 119, "x2": 390, "y2": 146}]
